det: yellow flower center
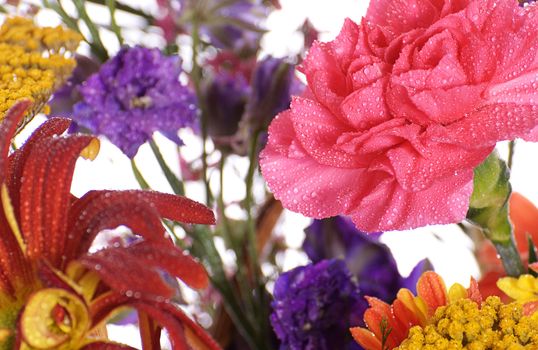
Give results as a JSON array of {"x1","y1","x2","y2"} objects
[
  {"x1": 397, "y1": 296, "x2": 538, "y2": 349},
  {"x1": 19, "y1": 288, "x2": 90, "y2": 350}
]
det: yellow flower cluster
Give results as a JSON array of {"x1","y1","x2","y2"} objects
[
  {"x1": 0, "y1": 17, "x2": 81, "y2": 124},
  {"x1": 397, "y1": 296, "x2": 538, "y2": 349}
]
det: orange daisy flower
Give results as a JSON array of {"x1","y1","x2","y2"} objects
[
  {"x1": 0, "y1": 100, "x2": 221, "y2": 350},
  {"x1": 351, "y1": 271, "x2": 538, "y2": 349}
]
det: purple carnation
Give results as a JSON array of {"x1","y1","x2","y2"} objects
[
  {"x1": 73, "y1": 46, "x2": 198, "y2": 158},
  {"x1": 270, "y1": 259, "x2": 365, "y2": 350},
  {"x1": 303, "y1": 216, "x2": 432, "y2": 302}
]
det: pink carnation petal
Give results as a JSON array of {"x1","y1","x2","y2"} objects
[
  {"x1": 394, "y1": 54, "x2": 467, "y2": 89},
  {"x1": 288, "y1": 98, "x2": 361, "y2": 167},
  {"x1": 336, "y1": 119, "x2": 423, "y2": 157},
  {"x1": 387, "y1": 142, "x2": 493, "y2": 192},
  {"x1": 471, "y1": 0, "x2": 538, "y2": 83},
  {"x1": 350, "y1": 168, "x2": 474, "y2": 232},
  {"x1": 430, "y1": 103, "x2": 538, "y2": 146},
  {"x1": 366, "y1": 0, "x2": 442, "y2": 36},
  {"x1": 486, "y1": 71, "x2": 538, "y2": 106},
  {"x1": 300, "y1": 20, "x2": 360, "y2": 113},
  {"x1": 260, "y1": 112, "x2": 365, "y2": 218},
  {"x1": 328, "y1": 18, "x2": 361, "y2": 69},
  {"x1": 341, "y1": 78, "x2": 390, "y2": 129},
  {"x1": 410, "y1": 85, "x2": 485, "y2": 124}
]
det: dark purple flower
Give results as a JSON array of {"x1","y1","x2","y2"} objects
[
  {"x1": 303, "y1": 216, "x2": 432, "y2": 302},
  {"x1": 205, "y1": 71, "x2": 249, "y2": 141},
  {"x1": 244, "y1": 56, "x2": 301, "y2": 131},
  {"x1": 49, "y1": 54, "x2": 100, "y2": 118},
  {"x1": 72, "y1": 46, "x2": 197, "y2": 158},
  {"x1": 271, "y1": 259, "x2": 365, "y2": 350}
]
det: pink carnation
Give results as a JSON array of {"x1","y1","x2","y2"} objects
[{"x1": 260, "y1": 0, "x2": 538, "y2": 232}]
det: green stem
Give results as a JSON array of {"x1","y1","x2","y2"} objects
[
  {"x1": 85, "y1": 0, "x2": 154, "y2": 21},
  {"x1": 245, "y1": 130, "x2": 262, "y2": 278},
  {"x1": 130, "y1": 159, "x2": 150, "y2": 190},
  {"x1": 217, "y1": 153, "x2": 233, "y2": 247},
  {"x1": 244, "y1": 129, "x2": 270, "y2": 342},
  {"x1": 493, "y1": 238, "x2": 525, "y2": 277},
  {"x1": 507, "y1": 140, "x2": 515, "y2": 169},
  {"x1": 42, "y1": 0, "x2": 84, "y2": 33},
  {"x1": 71, "y1": 0, "x2": 109, "y2": 61},
  {"x1": 190, "y1": 19, "x2": 213, "y2": 206},
  {"x1": 189, "y1": 226, "x2": 262, "y2": 350},
  {"x1": 45, "y1": 0, "x2": 108, "y2": 62},
  {"x1": 105, "y1": 0, "x2": 124, "y2": 46},
  {"x1": 148, "y1": 139, "x2": 185, "y2": 196},
  {"x1": 218, "y1": 153, "x2": 259, "y2": 327}
]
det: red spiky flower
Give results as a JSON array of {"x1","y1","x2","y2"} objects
[{"x1": 0, "y1": 100, "x2": 222, "y2": 350}]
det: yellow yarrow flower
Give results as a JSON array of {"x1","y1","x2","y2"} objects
[
  {"x1": 397, "y1": 296, "x2": 538, "y2": 349},
  {"x1": 0, "y1": 17, "x2": 81, "y2": 126},
  {"x1": 352, "y1": 271, "x2": 538, "y2": 350}
]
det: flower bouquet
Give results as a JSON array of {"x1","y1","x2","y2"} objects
[{"x1": 0, "y1": 0, "x2": 538, "y2": 349}]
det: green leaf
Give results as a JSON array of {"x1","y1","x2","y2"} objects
[
  {"x1": 528, "y1": 234, "x2": 538, "y2": 277},
  {"x1": 148, "y1": 139, "x2": 184, "y2": 196},
  {"x1": 467, "y1": 150, "x2": 512, "y2": 243},
  {"x1": 466, "y1": 150, "x2": 524, "y2": 276}
]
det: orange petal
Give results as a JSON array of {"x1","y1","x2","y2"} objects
[
  {"x1": 19, "y1": 134, "x2": 96, "y2": 264},
  {"x1": 395, "y1": 289, "x2": 427, "y2": 326},
  {"x1": 467, "y1": 277, "x2": 483, "y2": 304},
  {"x1": 509, "y1": 192, "x2": 538, "y2": 254},
  {"x1": 129, "y1": 302, "x2": 190, "y2": 350},
  {"x1": 125, "y1": 241, "x2": 209, "y2": 289},
  {"x1": 363, "y1": 296, "x2": 391, "y2": 333},
  {"x1": 530, "y1": 262, "x2": 538, "y2": 273},
  {"x1": 350, "y1": 327, "x2": 382, "y2": 350},
  {"x1": 157, "y1": 302, "x2": 223, "y2": 350},
  {"x1": 81, "y1": 342, "x2": 137, "y2": 349},
  {"x1": 416, "y1": 271, "x2": 447, "y2": 317},
  {"x1": 7, "y1": 117, "x2": 71, "y2": 219},
  {"x1": 523, "y1": 300, "x2": 538, "y2": 316},
  {"x1": 393, "y1": 298, "x2": 421, "y2": 331},
  {"x1": 67, "y1": 190, "x2": 174, "y2": 260},
  {"x1": 79, "y1": 247, "x2": 175, "y2": 300},
  {"x1": 0, "y1": 100, "x2": 32, "y2": 180},
  {"x1": 363, "y1": 297, "x2": 400, "y2": 349}
]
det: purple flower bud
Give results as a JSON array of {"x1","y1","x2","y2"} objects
[
  {"x1": 204, "y1": 71, "x2": 249, "y2": 142},
  {"x1": 245, "y1": 56, "x2": 300, "y2": 131}
]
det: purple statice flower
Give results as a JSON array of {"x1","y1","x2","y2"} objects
[
  {"x1": 72, "y1": 46, "x2": 197, "y2": 158},
  {"x1": 303, "y1": 216, "x2": 432, "y2": 302},
  {"x1": 271, "y1": 259, "x2": 365, "y2": 350}
]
